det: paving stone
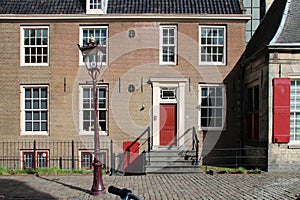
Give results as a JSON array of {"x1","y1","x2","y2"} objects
[{"x1": 0, "y1": 173, "x2": 299, "y2": 199}]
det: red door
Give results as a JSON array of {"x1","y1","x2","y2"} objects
[{"x1": 160, "y1": 104, "x2": 177, "y2": 146}]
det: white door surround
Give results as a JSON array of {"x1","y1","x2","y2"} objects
[{"x1": 149, "y1": 77, "x2": 187, "y2": 149}]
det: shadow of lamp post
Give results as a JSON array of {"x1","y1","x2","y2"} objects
[{"x1": 77, "y1": 36, "x2": 105, "y2": 196}]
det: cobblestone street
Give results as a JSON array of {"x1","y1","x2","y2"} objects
[{"x1": 0, "y1": 172, "x2": 299, "y2": 199}]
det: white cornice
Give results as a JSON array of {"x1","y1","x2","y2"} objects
[{"x1": 0, "y1": 14, "x2": 251, "y2": 21}]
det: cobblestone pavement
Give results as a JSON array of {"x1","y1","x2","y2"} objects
[{"x1": 0, "y1": 172, "x2": 299, "y2": 199}]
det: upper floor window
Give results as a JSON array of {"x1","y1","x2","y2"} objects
[
  {"x1": 86, "y1": 0, "x2": 105, "y2": 14},
  {"x1": 21, "y1": 26, "x2": 49, "y2": 66},
  {"x1": 20, "y1": 85, "x2": 49, "y2": 135},
  {"x1": 199, "y1": 84, "x2": 226, "y2": 130},
  {"x1": 79, "y1": 85, "x2": 108, "y2": 135},
  {"x1": 80, "y1": 26, "x2": 108, "y2": 65},
  {"x1": 199, "y1": 26, "x2": 226, "y2": 65},
  {"x1": 160, "y1": 26, "x2": 177, "y2": 65}
]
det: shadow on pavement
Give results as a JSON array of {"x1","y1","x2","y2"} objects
[
  {"x1": 0, "y1": 178, "x2": 56, "y2": 199},
  {"x1": 37, "y1": 175, "x2": 92, "y2": 195}
]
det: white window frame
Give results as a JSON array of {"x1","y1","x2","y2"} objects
[
  {"x1": 199, "y1": 26, "x2": 226, "y2": 65},
  {"x1": 79, "y1": 85, "x2": 108, "y2": 135},
  {"x1": 198, "y1": 84, "x2": 226, "y2": 131},
  {"x1": 159, "y1": 26, "x2": 177, "y2": 65},
  {"x1": 20, "y1": 85, "x2": 49, "y2": 136},
  {"x1": 79, "y1": 26, "x2": 108, "y2": 66},
  {"x1": 86, "y1": 0, "x2": 105, "y2": 14},
  {"x1": 290, "y1": 79, "x2": 300, "y2": 144},
  {"x1": 20, "y1": 26, "x2": 49, "y2": 66}
]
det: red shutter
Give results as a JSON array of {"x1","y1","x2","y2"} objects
[{"x1": 273, "y1": 78, "x2": 290, "y2": 143}]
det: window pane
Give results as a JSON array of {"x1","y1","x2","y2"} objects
[
  {"x1": 25, "y1": 100, "x2": 31, "y2": 109},
  {"x1": 25, "y1": 112, "x2": 32, "y2": 120},
  {"x1": 33, "y1": 122, "x2": 39, "y2": 131},
  {"x1": 26, "y1": 122, "x2": 32, "y2": 131},
  {"x1": 99, "y1": 121, "x2": 106, "y2": 131},
  {"x1": 33, "y1": 100, "x2": 39, "y2": 109}
]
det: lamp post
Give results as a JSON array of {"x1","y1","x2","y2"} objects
[{"x1": 77, "y1": 36, "x2": 105, "y2": 196}]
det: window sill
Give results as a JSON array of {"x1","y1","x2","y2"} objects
[
  {"x1": 288, "y1": 143, "x2": 300, "y2": 149},
  {"x1": 199, "y1": 62, "x2": 225, "y2": 66},
  {"x1": 199, "y1": 127, "x2": 225, "y2": 132},
  {"x1": 159, "y1": 63, "x2": 177, "y2": 66},
  {"x1": 20, "y1": 132, "x2": 49, "y2": 136},
  {"x1": 21, "y1": 64, "x2": 49, "y2": 67},
  {"x1": 80, "y1": 131, "x2": 108, "y2": 136}
]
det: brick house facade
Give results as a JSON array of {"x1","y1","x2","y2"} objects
[{"x1": 0, "y1": 0, "x2": 249, "y2": 172}]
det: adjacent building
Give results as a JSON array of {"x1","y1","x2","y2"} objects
[{"x1": 231, "y1": 0, "x2": 300, "y2": 171}]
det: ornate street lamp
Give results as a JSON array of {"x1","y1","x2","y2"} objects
[{"x1": 77, "y1": 35, "x2": 105, "y2": 196}]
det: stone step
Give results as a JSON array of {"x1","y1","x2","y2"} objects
[
  {"x1": 146, "y1": 165, "x2": 203, "y2": 174},
  {"x1": 145, "y1": 150, "x2": 200, "y2": 174},
  {"x1": 146, "y1": 159, "x2": 195, "y2": 166}
]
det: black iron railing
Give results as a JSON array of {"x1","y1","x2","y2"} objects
[
  {"x1": 192, "y1": 126, "x2": 200, "y2": 165},
  {"x1": 0, "y1": 140, "x2": 112, "y2": 171}
]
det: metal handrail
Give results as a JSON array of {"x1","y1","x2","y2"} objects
[{"x1": 192, "y1": 127, "x2": 199, "y2": 165}]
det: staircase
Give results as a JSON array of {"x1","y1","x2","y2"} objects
[{"x1": 145, "y1": 149, "x2": 202, "y2": 174}]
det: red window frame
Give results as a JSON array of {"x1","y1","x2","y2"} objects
[
  {"x1": 80, "y1": 150, "x2": 107, "y2": 170},
  {"x1": 22, "y1": 151, "x2": 49, "y2": 169}
]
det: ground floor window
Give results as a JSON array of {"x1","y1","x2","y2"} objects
[
  {"x1": 79, "y1": 150, "x2": 107, "y2": 169},
  {"x1": 79, "y1": 85, "x2": 108, "y2": 135},
  {"x1": 290, "y1": 80, "x2": 300, "y2": 142},
  {"x1": 22, "y1": 150, "x2": 49, "y2": 169},
  {"x1": 198, "y1": 84, "x2": 226, "y2": 130},
  {"x1": 20, "y1": 85, "x2": 49, "y2": 135}
]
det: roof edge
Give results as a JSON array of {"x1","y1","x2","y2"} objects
[
  {"x1": 0, "y1": 14, "x2": 251, "y2": 21},
  {"x1": 269, "y1": 0, "x2": 291, "y2": 45}
]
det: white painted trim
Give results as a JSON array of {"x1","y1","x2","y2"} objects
[
  {"x1": 199, "y1": 25, "x2": 226, "y2": 66},
  {"x1": 198, "y1": 83, "x2": 226, "y2": 131},
  {"x1": 20, "y1": 85, "x2": 50, "y2": 136},
  {"x1": 86, "y1": 0, "x2": 106, "y2": 15},
  {"x1": 20, "y1": 26, "x2": 50, "y2": 66},
  {"x1": 159, "y1": 25, "x2": 177, "y2": 65},
  {"x1": 79, "y1": 26, "x2": 108, "y2": 66},
  {"x1": 150, "y1": 78, "x2": 187, "y2": 148},
  {"x1": 78, "y1": 85, "x2": 108, "y2": 136}
]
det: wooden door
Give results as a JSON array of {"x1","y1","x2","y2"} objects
[{"x1": 160, "y1": 104, "x2": 176, "y2": 146}]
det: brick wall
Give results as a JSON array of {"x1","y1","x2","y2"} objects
[{"x1": 0, "y1": 19, "x2": 247, "y2": 156}]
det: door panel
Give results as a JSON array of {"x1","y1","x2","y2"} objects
[{"x1": 160, "y1": 104, "x2": 176, "y2": 146}]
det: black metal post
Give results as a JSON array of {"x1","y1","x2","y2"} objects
[
  {"x1": 33, "y1": 140, "x2": 36, "y2": 169},
  {"x1": 71, "y1": 140, "x2": 75, "y2": 171}
]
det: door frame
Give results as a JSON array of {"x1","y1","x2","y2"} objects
[{"x1": 149, "y1": 78, "x2": 187, "y2": 149}]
